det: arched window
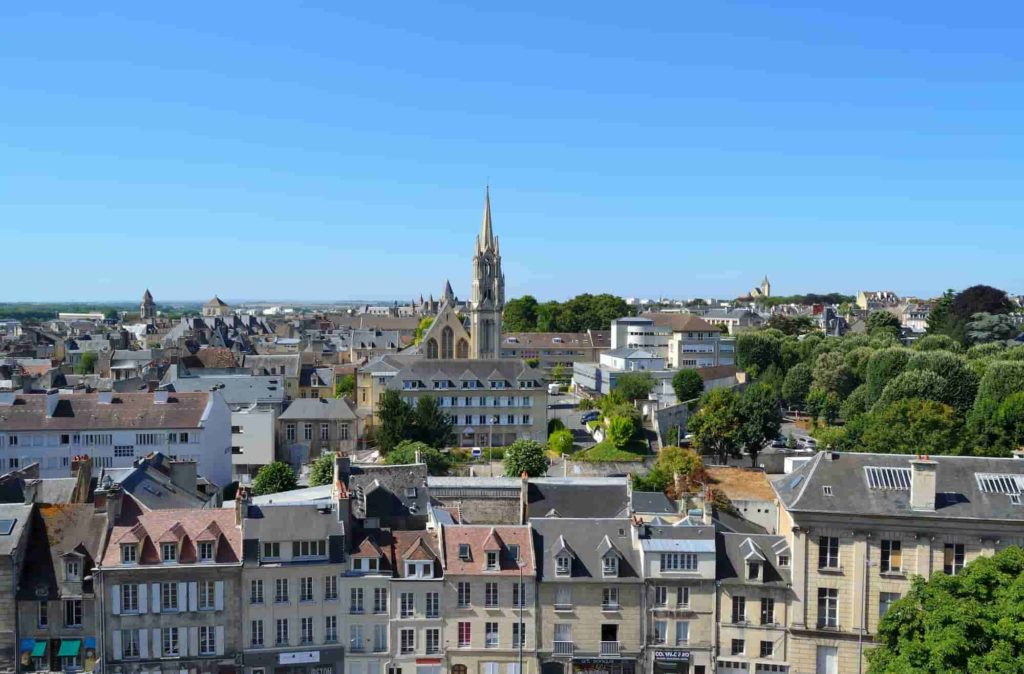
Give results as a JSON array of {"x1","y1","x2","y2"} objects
[
  {"x1": 426, "y1": 338, "x2": 438, "y2": 359},
  {"x1": 456, "y1": 338, "x2": 469, "y2": 359},
  {"x1": 452, "y1": 666, "x2": 468, "y2": 674},
  {"x1": 441, "y1": 326, "x2": 454, "y2": 359}
]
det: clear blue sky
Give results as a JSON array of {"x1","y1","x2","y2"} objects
[{"x1": 2, "y1": 2, "x2": 1022, "y2": 303}]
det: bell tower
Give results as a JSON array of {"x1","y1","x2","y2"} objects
[{"x1": 469, "y1": 187, "x2": 504, "y2": 359}]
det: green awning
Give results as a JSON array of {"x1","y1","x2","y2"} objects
[
  {"x1": 31, "y1": 642, "x2": 47, "y2": 658},
  {"x1": 58, "y1": 640, "x2": 81, "y2": 657}
]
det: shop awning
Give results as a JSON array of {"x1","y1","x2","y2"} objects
[
  {"x1": 31, "y1": 641, "x2": 47, "y2": 658},
  {"x1": 58, "y1": 640, "x2": 81, "y2": 657}
]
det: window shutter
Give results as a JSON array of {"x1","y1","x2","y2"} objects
[
  {"x1": 138, "y1": 584, "x2": 148, "y2": 614},
  {"x1": 112, "y1": 630, "x2": 122, "y2": 660},
  {"x1": 152, "y1": 629, "x2": 162, "y2": 657},
  {"x1": 178, "y1": 583, "x2": 188, "y2": 613},
  {"x1": 139, "y1": 629, "x2": 149, "y2": 659},
  {"x1": 111, "y1": 585, "x2": 121, "y2": 615},
  {"x1": 188, "y1": 627, "x2": 199, "y2": 657},
  {"x1": 215, "y1": 581, "x2": 224, "y2": 610},
  {"x1": 188, "y1": 582, "x2": 198, "y2": 612},
  {"x1": 215, "y1": 626, "x2": 225, "y2": 656},
  {"x1": 151, "y1": 583, "x2": 161, "y2": 613}
]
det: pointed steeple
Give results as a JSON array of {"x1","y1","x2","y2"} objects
[
  {"x1": 443, "y1": 279, "x2": 455, "y2": 302},
  {"x1": 480, "y1": 185, "x2": 495, "y2": 252}
]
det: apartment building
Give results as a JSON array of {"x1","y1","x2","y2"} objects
[
  {"x1": 441, "y1": 525, "x2": 537, "y2": 674},
  {"x1": 96, "y1": 495, "x2": 243, "y2": 674},
  {"x1": 772, "y1": 452, "x2": 1024, "y2": 674},
  {"x1": 0, "y1": 390, "x2": 232, "y2": 488},
  {"x1": 239, "y1": 493, "x2": 348, "y2": 674},
  {"x1": 388, "y1": 530, "x2": 445, "y2": 674},
  {"x1": 384, "y1": 360, "x2": 547, "y2": 447},
  {"x1": 714, "y1": 534, "x2": 791, "y2": 674},
  {"x1": 500, "y1": 332, "x2": 609, "y2": 381},
  {"x1": 16, "y1": 503, "x2": 107, "y2": 674},
  {"x1": 277, "y1": 398, "x2": 362, "y2": 466},
  {"x1": 1, "y1": 504, "x2": 33, "y2": 673},
  {"x1": 342, "y1": 533, "x2": 393, "y2": 674},
  {"x1": 634, "y1": 520, "x2": 716, "y2": 674},
  {"x1": 532, "y1": 518, "x2": 643, "y2": 674}
]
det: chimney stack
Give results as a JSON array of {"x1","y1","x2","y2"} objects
[
  {"x1": 235, "y1": 485, "x2": 252, "y2": 525},
  {"x1": 45, "y1": 389, "x2": 59, "y2": 418},
  {"x1": 168, "y1": 460, "x2": 198, "y2": 492},
  {"x1": 333, "y1": 452, "x2": 351, "y2": 487},
  {"x1": 909, "y1": 456, "x2": 937, "y2": 511}
]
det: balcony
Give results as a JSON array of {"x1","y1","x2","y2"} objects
[
  {"x1": 600, "y1": 642, "x2": 621, "y2": 657},
  {"x1": 553, "y1": 642, "x2": 574, "y2": 657},
  {"x1": 350, "y1": 642, "x2": 365, "y2": 654}
]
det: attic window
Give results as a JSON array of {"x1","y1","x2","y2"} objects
[
  {"x1": 486, "y1": 551, "x2": 499, "y2": 571},
  {"x1": 555, "y1": 555, "x2": 571, "y2": 576},
  {"x1": 406, "y1": 487, "x2": 418, "y2": 499},
  {"x1": 747, "y1": 562, "x2": 761, "y2": 580},
  {"x1": 161, "y1": 543, "x2": 177, "y2": 563},
  {"x1": 121, "y1": 544, "x2": 137, "y2": 564},
  {"x1": 602, "y1": 555, "x2": 619, "y2": 577},
  {"x1": 1011, "y1": 494, "x2": 1023, "y2": 506},
  {"x1": 822, "y1": 486, "x2": 833, "y2": 497},
  {"x1": 198, "y1": 541, "x2": 214, "y2": 562},
  {"x1": 777, "y1": 555, "x2": 789, "y2": 567},
  {"x1": 459, "y1": 544, "x2": 471, "y2": 561},
  {"x1": 508, "y1": 544, "x2": 520, "y2": 562},
  {"x1": 65, "y1": 559, "x2": 81, "y2": 581}
]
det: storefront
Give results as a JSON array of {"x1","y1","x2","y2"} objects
[
  {"x1": 651, "y1": 650, "x2": 692, "y2": 674},
  {"x1": 571, "y1": 659, "x2": 637, "y2": 674},
  {"x1": 18, "y1": 638, "x2": 97, "y2": 673},
  {"x1": 244, "y1": 646, "x2": 346, "y2": 674}
]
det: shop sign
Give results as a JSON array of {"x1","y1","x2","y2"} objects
[
  {"x1": 653, "y1": 650, "x2": 690, "y2": 663},
  {"x1": 279, "y1": 651, "x2": 320, "y2": 664}
]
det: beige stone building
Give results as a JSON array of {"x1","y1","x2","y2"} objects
[
  {"x1": 771, "y1": 452, "x2": 1024, "y2": 674},
  {"x1": 0, "y1": 504, "x2": 33, "y2": 673},
  {"x1": 532, "y1": 518, "x2": 643, "y2": 674},
  {"x1": 440, "y1": 525, "x2": 537, "y2": 674}
]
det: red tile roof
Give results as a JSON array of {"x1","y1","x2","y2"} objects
[
  {"x1": 102, "y1": 508, "x2": 241, "y2": 566},
  {"x1": 0, "y1": 392, "x2": 211, "y2": 431},
  {"x1": 442, "y1": 525, "x2": 536, "y2": 576}
]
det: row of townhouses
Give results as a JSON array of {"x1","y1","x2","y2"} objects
[{"x1": 2, "y1": 451, "x2": 1024, "y2": 674}]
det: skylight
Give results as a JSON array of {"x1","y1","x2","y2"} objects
[
  {"x1": 975, "y1": 473, "x2": 1024, "y2": 495},
  {"x1": 0, "y1": 519, "x2": 16, "y2": 535},
  {"x1": 864, "y1": 466, "x2": 911, "y2": 490}
]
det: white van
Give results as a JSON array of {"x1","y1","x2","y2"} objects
[{"x1": 547, "y1": 383, "x2": 560, "y2": 395}]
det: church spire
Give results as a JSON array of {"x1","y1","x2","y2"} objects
[{"x1": 480, "y1": 185, "x2": 495, "y2": 252}]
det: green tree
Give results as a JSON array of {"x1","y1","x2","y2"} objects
[
  {"x1": 781, "y1": 362, "x2": 813, "y2": 407},
  {"x1": 859, "y1": 399, "x2": 961, "y2": 456},
  {"x1": 765, "y1": 314, "x2": 817, "y2": 336},
  {"x1": 926, "y1": 289, "x2": 963, "y2": 342},
  {"x1": 966, "y1": 312, "x2": 1020, "y2": 344},
  {"x1": 671, "y1": 369, "x2": 704, "y2": 404},
  {"x1": 376, "y1": 390, "x2": 414, "y2": 453},
  {"x1": 385, "y1": 440, "x2": 451, "y2": 475},
  {"x1": 547, "y1": 418, "x2": 566, "y2": 434},
  {"x1": 913, "y1": 334, "x2": 962, "y2": 353},
  {"x1": 308, "y1": 453, "x2": 335, "y2": 486},
  {"x1": 736, "y1": 331, "x2": 782, "y2": 377},
  {"x1": 688, "y1": 388, "x2": 744, "y2": 464},
  {"x1": 840, "y1": 384, "x2": 872, "y2": 420},
  {"x1": 812, "y1": 351, "x2": 857, "y2": 399},
  {"x1": 251, "y1": 461, "x2": 298, "y2": 496},
  {"x1": 865, "y1": 347, "x2": 912, "y2": 401},
  {"x1": 548, "y1": 428, "x2": 575, "y2": 455},
  {"x1": 738, "y1": 383, "x2": 782, "y2": 468},
  {"x1": 952, "y1": 284, "x2": 1014, "y2": 320},
  {"x1": 806, "y1": 387, "x2": 840, "y2": 425},
  {"x1": 413, "y1": 317, "x2": 434, "y2": 345},
  {"x1": 503, "y1": 439, "x2": 548, "y2": 477},
  {"x1": 868, "y1": 546, "x2": 1024, "y2": 674},
  {"x1": 877, "y1": 370, "x2": 950, "y2": 409},
  {"x1": 503, "y1": 295, "x2": 539, "y2": 332},
  {"x1": 412, "y1": 396, "x2": 454, "y2": 449},
  {"x1": 632, "y1": 446, "x2": 705, "y2": 496},
  {"x1": 607, "y1": 416, "x2": 636, "y2": 449},
  {"x1": 843, "y1": 346, "x2": 874, "y2": 383},
  {"x1": 74, "y1": 352, "x2": 97, "y2": 375},
  {"x1": 976, "y1": 361, "x2": 1024, "y2": 407},
  {"x1": 866, "y1": 311, "x2": 902, "y2": 339},
  {"x1": 615, "y1": 371, "x2": 655, "y2": 400},
  {"x1": 906, "y1": 351, "x2": 978, "y2": 415},
  {"x1": 334, "y1": 374, "x2": 355, "y2": 398},
  {"x1": 551, "y1": 363, "x2": 568, "y2": 383}
]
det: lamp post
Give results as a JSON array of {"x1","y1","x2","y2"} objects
[
  {"x1": 518, "y1": 558, "x2": 526, "y2": 674},
  {"x1": 489, "y1": 415, "x2": 499, "y2": 476}
]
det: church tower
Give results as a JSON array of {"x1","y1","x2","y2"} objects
[
  {"x1": 469, "y1": 187, "x2": 505, "y2": 359},
  {"x1": 140, "y1": 289, "x2": 156, "y2": 321},
  {"x1": 760, "y1": 275, "x2": 771, "y2": 298}
]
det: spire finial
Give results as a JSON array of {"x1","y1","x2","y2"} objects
[{"x1": 480, "y1": 185, "x2": 495, "y2": 251}]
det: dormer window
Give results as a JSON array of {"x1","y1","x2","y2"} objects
[
  {"x1": 555, "y1": 555, "x2": 571, "y2": 576},
  {"x1": 508, "y1": 544, "x2": 520, "y2": 562},
  {"x1": 486, "y1": 551, "x2": 499, "y2": 571},
  {"x1": 65, "y1": 559, "x2": 81, "y2": 581},
  {"x1": 161, "y1": 543, "x2": 177, "y2": 563},
  {"x1": 777, "y1": 555, "x2": 789, "y2": 568},
  {"x1": 121, "y1": 544, "x2": 137, "y2": 564},
  {"x1": 747, "y1": 562, "x2": 761, "y2": 581},
  {"x1": 406, "y1": 487, "x2": 418, "y2": 499},
  {"x1": 602, "y1": 555, "x2": 619, "y2": 578},
  {"x1": 405, "y1": 561, "x2": 433, "y2": 579},
  {"x1": 459, "y1": 544, "x2": 471, "y2": 561},
  {"x1": 198, "y1": 541, "x2": 214, "y2": 562}
]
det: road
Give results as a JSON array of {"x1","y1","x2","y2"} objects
[{"x1": 547, "y1": 392, "x2": 597, "y2": 452}]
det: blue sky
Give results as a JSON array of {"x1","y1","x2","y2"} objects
[{"x1": 2, "y1": 2, "x2": 1023, "y2": 303}]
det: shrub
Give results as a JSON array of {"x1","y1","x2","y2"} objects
[
  {"x1": 548, "y1": 428, "x2": 575, "y2": 456},
  {"x1": 502, "y1": 439, "x2": 548, "y2": 477},
  {"x1": 385, "y1": 440, "x2": 451, "y2": 476},
  {"x1": 308, "y1": 453, "x2": 335, "y2": 486},
  {"x1": 252, "y1": 462, "x2": 298, "y2": 496}
]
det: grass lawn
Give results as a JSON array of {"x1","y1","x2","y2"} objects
[{"x1": 573, "y1": 438, "x2": 649, "y2": 463}]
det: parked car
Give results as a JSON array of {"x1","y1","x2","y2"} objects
[{"x1": 580, "y1": 411, "x2": 600, "y2": 424}]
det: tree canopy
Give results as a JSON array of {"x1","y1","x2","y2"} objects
[
  {"x1": 385, "y1": 440, "x2": 451, "y2": 476},
  {"x1": 671, "y1": 369, "x2": 704, "y2": 404},
  {"x1": 252, "y1": 461, "x2": 298, "y2": 496},
  {"x1": 868, "y1": 545, "x2": 1024, "y2": 674},
  {"x1": 503, "y1": 293, "x2": 634, "y2": 332},
  {"x1": 502, "y1": 439, "x2": 548, "y2": 477},
  {"x1": 616, "y1": 371, "x2": 655, "y2": 401},
  {"x1": 308, "y1": 453, "x2": 335, "y2": 486},
  {"x1": 375, "y1": 391, "x2": 454, "y2": 453},
  {"x1": 688, "y1": 388, "x2": 744, "y2": 464}
]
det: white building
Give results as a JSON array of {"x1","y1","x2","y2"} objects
[{"x1": 0, "y1": 389, "x2": 232, "y2": 487}]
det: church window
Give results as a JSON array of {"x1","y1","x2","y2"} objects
[
  {"x1": 457, "y1": 339, "x2": 469, "y2": 359},
  {"x1": 442, "y1": 327, "x2": 454, "y2": 359},
  {"x1": 426, "y1": 338, "x2": 438, "y2": 359}
]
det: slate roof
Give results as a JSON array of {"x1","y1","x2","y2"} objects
[
  {"x1": 604, "y1": 347, "x2": 659, "y2": 359},
  {"x1": 715, "y1": 532, "x2": 791, "y2": 587},
  {"x1": 531, "y1": 517, "x2": 640, "y2": 582},
  {"x1": 501, "y1": 332, "x2": 603, "y2": 349},
  {"x1": 526, "y1": 477, "x2": 629, "y2": 519},
  {"x1": 279, "y1": 397, "x2": 358, "y2": 421},
  {"x1": 349, "y1": 463, "x2": 429, "y2": 520},
  {"x1": 241, "y1": 503, "x2": 344, "y2": 542},
  {"x1": 385, "y1": 358, "x2": 542, "y2": 389},
  {"x1": 18, "y1": 503, "x2": 108, "y2": 600},
  {"x1": 441, "y1": 525, "x2": 536, "y2": 576},
  {"x1": 0, "y1": 503, "x2": 33, "y2": 556},
  {"x1": 631, "y1": 491, "x2": 677, "y2": 516},
  {"x1": 0, "y1": 391, "x2": 211, "y2": 431},
  {"x1": 98, "y1": 453, "x2": 212, "y2": 511},
  {"x1": 772, "y1": 451, "x2": 1024, "y2": 521},
  {"x1": 167, "y1": 369, "x2": 285, "y2": 407},
  {"x1": 241, "y1": 354, "x2": 301, "y2": 378}
]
